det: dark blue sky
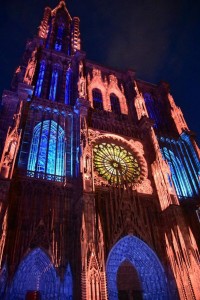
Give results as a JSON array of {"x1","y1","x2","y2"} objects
[{"x1": 0, "y1": 0, "x2": 199, "y2": 142}]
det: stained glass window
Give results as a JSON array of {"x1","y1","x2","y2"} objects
[
  {"x1": 92, "y1": 88, "x2": 103, "y2": 110},
  {"x1": 27, "y1": 120, "x2": 65, "y2": 178},
  {"x1": 110, "y1": 93, "x2": 121, "y2": 114},
  {"x1": 93, "y1": 142, "x2": 141, "y2": 184},
  {"x1": 35, "y1": 61, "x2": 46, "y2": 97}
]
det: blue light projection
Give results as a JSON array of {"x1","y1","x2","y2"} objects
[
  {"x1": 55, "y1": 25, "x2": 64, "y2": 52},
  {"x1": 106, "y1": 235, "x2": 169, "y2": 300},
  {"x1": 63, "y1": 264, "x2": 73, "y2": 299},
  {"x1": 49, "y1": 68, "x2": 59, "y2": 101},
  {"x1": 35, "y1": 61, "x2": 46, "y2": 97},
  {"x1": 161, "y1": 136, "x2": 200, "y2": 198},
  {"x1": 92, "y1": 88, "x2": 103, "y2": 110},
  {"x1": 27, "y1": 120, "x2": 65, "y2": 178},
  {"x1": 9, "y1": 248, "x2": 58, "y2": 300},
  {"x1": 144, "y1": 93, "x2": 160, "y2": 128},
  {"x1": 110, "y1": 93, "x2": 121, "y2": 114},
  {"x1": 0, "y1": 263, "x2": 7, "y2": 299},
  {"x1": 65, "y1": 67, "x2": 72, "y2": 105},
  {"x1": 9, "y1": 249, "x2": 73, "y2": 300}
]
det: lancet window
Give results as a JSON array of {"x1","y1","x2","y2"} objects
[
  {"x1": 110, "y1": 93, "x2": 121, "y2": 114},
  {"x1": 49, "y1": 67, "x2": 59, "y2": 101},
  {"x1": 144, "y1": 93, "x2": 160, "y2": 128},
  {"x1": 35, "y1": 61, "x2": 46, "y2": 97},
  {"x1": 55, "y1": 24, "x2": 65, "y2": 52},
  {"x1": 65, "y1": 67, "x2": 72, "y2": 105},
  {"x1": 92, "y1": 88, "x2": 103, "y2": 110}
]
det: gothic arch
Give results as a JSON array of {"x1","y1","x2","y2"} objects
[
  {"x1": 107, "y1": 75, "x2": 128, "y2": 114},
  {"x1": 27, "y1": 120, "x2": 65, "y2": 178},
  {"x1": 106, "y1": 235, "x2": 170, "y2": 300},
  {"x1": 9, "y1": 248, "x2": 58, "y2": 300},
  {"x1": 87, "y1": 69, "x2": 107, "y2": 110}
]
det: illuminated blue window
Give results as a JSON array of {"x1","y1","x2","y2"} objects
[
  {"x1": 144, "y1": 93, "x2": 160, "y2": 128},
  {"x1": 65, "y1": 67, "x2": 72, "y2": 105},
  {"x1": 92, "y1": 88, "x2": 103, "y2": 110},
  {"x1": 49, "y1": 69, "x2": 59, "y2": 101},
  {"x1": 35, "y1": 61, "x2": 46, "y2": 97},
  {"x1": 28, "y1": 120, "x2": 65, "y2": 178},
  {"x1": 110, "y1": 93, "x2": 121, "y2": 114},
  {"x1": 55, "y1": 25, "x2": 64, "y2": 52},
  {"x1": 162, "y1": 147, "x2": 193, "y2": 198}
]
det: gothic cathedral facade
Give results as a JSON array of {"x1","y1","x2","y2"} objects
[{"x1": 0, "y1": 1, "x2": 199, "y2": 299}]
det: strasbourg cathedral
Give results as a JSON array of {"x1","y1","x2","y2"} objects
[{"x1": 0, "y1": 1, "x2": 200, "y2": 299}]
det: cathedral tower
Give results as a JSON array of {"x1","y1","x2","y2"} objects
[{"x1": 0, "y1": 1, "x2": 199, "y2": 299}]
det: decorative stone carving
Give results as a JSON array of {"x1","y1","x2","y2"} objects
[
  {"x1": 78, "y1": 61, "x2": 87, "y2": 99},
  {"x1": 24, "y1": 49, "x2": 37, "y2": 85},
  {"x1": 0, "y1": 102, "x2": 23, "y2": 179}
]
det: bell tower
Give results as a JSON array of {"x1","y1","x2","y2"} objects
[{"x1": 0, "y1": 1, "x2": 199, "y2": 299}]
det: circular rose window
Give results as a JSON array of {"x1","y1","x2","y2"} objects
[{"x1": 93, "y1": 142, "x2": 141, "y2": 184}]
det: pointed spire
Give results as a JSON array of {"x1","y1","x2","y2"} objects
[{"x1": 52, "y1": 0, "x2": 72, "y2": 20}]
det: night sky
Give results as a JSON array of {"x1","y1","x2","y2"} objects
[{"x1": 0, "y1": 0, "x2": 199, "y2": 142}]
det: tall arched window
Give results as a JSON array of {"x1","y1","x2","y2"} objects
[
  {"x1": 162, "y1": 147, "x2": 193, "y2": 198},
  {"x1": 49, "y1": 68, "x2": 59, "y2": 101},
  {"x1": 65, "y1": 67, "x2": 72, "y2": 105},
  {"x1": 92, "y1": 88, "x2": 103, "y2": 110},
  {"x1": 55, "y1": 24, "x2": 65, "y2": 52},
  {"x1": 35, "y1": 61, "x2": 46, "y2": 97},
  {"x1": 28, "y1": 120, "x2": 65, "y2": 178},
  {"x1": 110, "y1": 93, "x2": 121, "y2": 114},
  {"x1": 144, "y1": 93, "x2": 160, "y2": 128}
]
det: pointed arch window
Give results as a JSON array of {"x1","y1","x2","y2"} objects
[
  {"x1": 110, "y1": 93, "x2": 121, "y2": 114},
  {"x1": 65, "y1": 67, "x2": 72, "y2": 105},
  {"x1": 92, "y1": 88, "x2": 103, "y2": 110},
  {"x1": 49, "y1": 68, "x2": 59, "y2": 101},
  {"x1": 144, "y1": 93, "x2": 160, "y2": 128},
  {"x1": 55, "y1": 24, "x2": 65, "y2": 52},
  {"x1": 35, "y1": 61, "x2": 46, "y2": 97},
  {"x1": 28, "y1": 120, "x2": 65, "y2": 178},
  {"x1": 162, "y1": 147, "x2": 193, "y2": 198}
]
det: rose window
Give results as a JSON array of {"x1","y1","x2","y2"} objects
[{"x1": 93, "y1": 142, "x2": 141, "y2": 184}]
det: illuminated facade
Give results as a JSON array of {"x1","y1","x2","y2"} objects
[{"x1": 0, "y1": 1, "x2": 200, "y2": 299}]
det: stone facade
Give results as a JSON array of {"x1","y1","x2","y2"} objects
[{"x1": 0, "y1": 1, "x2": 199, "y2": 299}]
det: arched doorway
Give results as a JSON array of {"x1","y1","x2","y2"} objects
[
  {"x1": 106, "y1": 235, "x2": 169, "y2": 300},
  {"x1": 117, "y1": 260, "x2": 142, "y2": 300}
]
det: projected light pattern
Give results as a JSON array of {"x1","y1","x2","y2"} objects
[
  {"x1": 35, "y1": 61, "x2": 46, "y2": 97},
  {"x1": 93, "y1": 143, "x2": 141, "y2": 184},
  {"x1": 9, "y1": 248, "x2": 73, "y2": 300},
  {"x1": 161, "y1": 135, "x2": 200, "y2": 198},
  {"x1": 28, "y1": 120, "x2": 65, "y2": 177},
  {"x1": 65, "y1": 67, "x2": 72, "y2": 105},
  {"x1": 49, "y1": 69, "x2": 58, "y2": 101},
  {"x1": 55, "y1": 25, "x2": 64, "y2": 51},
  {"x1": 106, "y1": 236, "x2": 169, "y2": 300}
]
